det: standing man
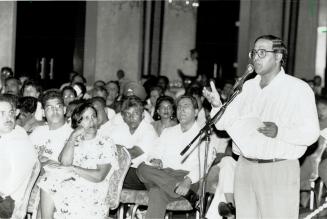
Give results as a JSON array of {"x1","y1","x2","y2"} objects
[
  {"x1": 178, "y1": 49, "x2": 198, "y2": 83},
  {"x1": 203, "y1": 35, "x2": 319, "y2": 218}
]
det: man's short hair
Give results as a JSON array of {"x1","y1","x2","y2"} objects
[
  {"x1": 317, "y1": 95, "x2": 327, "y2": 106},
  {"x1": 87, "y1": 96, "x2": 106, "y2": 108},
  {"x1": 22, "y1": 79, "x2": 43, "y2": 96},
  {"x1": 149, "y1": 86, "x2": 163, "y2": 96},
  {"x1": 0, "y1": 94, "x2": 17, "y2": 109},
  {"x1": 117, "y1": 69, "x2": 125, "y2": 79},
  {"x1": 73, "y1": 82, "x2": 86, "y2": 97},
  {"x1": 1, "y1": 67, "x2": 14, "y2": 76},
  {"x1": 176, "y1": 95, "x2": 199, "y2": 110},
  {"x1": 190, "y1": 49, "x2": 197, "y2": 55},
  {"x1": 92, "y1": 86, "x2": 108, "y2": 97},
  {"x1": 61, "y1": 85, "x2": 77, "y2": 97},
  {"x1": 186, "y1": 85, "x2": 202, "y2": 97},
  {"x1": 5, "y1": 77, "x2": 21, "y2": 86},
  {"x1": 17, "y1": 96, "x2": 38, "y2": 114},
  {"x1": 106, "y1": 80, "x2": 120, "y2": 94},
  {"x1": 93, "y1": 80, "x2": 106, "y2": 87},
  {"x1": 121, "y1": 95, "x2": 144, "y2": 113},
  {"x1": 41, "y1": 90, "x2": 64, "y2": 108},
  {"x1": 157, "y1": 76, "x2": 169, "y2": 86},
  {"x1": 254, "y1": 35, "x2": 288, "y2": 67},
  {"x1": 71, "y1": 74, "x2": 86, "y2": 84}
]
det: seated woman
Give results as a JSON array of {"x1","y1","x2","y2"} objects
[
  {"x1": 151, "y1": 96, "x2": 177, "y2": 136},
  {"x1": 39, "y1": 102, "x2": 119, "y2": 219}
]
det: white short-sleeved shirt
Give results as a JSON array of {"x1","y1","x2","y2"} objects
[
  {"x1": 0, "y1": 126, "x2": 37, "y2": 201},
  {"x1": 100, "y1": 119, "x2": 158, "y2": 167},
  {"x1": 150, "y1": 122, "x2": 206, "y2": 183},
  {"x1": 30, "y1": 123, "x2": 73, "y2": 162},
  {"x1": 105, "y1": 107, "x2": 116, "y2": 120}
]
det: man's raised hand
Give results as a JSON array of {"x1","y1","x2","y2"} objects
[{"x1": 202, "y1": 81, "x2": 222, "y2": 108}]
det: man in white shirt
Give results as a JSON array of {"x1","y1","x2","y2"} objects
[
  {"x1": 102, "y1": 96, "x2": 158, "y2": 190},
  {"x1": 203, "y1": 35, "x2": 320, "y2": 218},
  {"x1": 0, "y1": 95, "x2": 37, "y2": 215},
  {"x1": 87, "y1": 97, "x2": 115, "y2": 128},
  {"x1": 21, "y1": 80, "x2": 43, "y2": 121},
  {"x1": 30, "y1": 91, "x2": 73, "y2": 166},
  {"x1": 178, "y1": 49, "x2": 198, "y2": 80},
  {"x1": 136, "y1": 95, "x2": 205, "y2": 219}
]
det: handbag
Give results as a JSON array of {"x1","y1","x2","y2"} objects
[{"x1": 0, "y1": 195, "x2": 15, "y2": 218}]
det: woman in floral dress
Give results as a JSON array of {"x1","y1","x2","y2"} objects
[{"x1": 39, "y1": 102, "x2": 119, "y2": 219}]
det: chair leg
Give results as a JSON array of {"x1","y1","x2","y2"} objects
[
  {"x1": 118, "y1": 204, "x2": 124, "y2": 219},
  {"x1": 195, "y1": 209, "x2": 200, "y2": 219},
  {"x1": 317, "y1": 180, "x2": 325, "y2": 206},
  {"x1": 310, "y1": 181, "x2": 315, "y2": 210},
  {"x1": 131, "y1": 204, "x2": 139, "y2": 219}
]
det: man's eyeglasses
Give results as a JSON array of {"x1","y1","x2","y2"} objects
[{"x1": 249, "y1": 49, "x2": 275, "y2": 59}]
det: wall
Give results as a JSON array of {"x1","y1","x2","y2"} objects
[
  {"x1": 237, "y1": 0, "x2": 283, "y2": 76},
  {"x1": 160, "y1": 2, "x2": 197, "y2": 81},
  {"x1": 0, "y1": 2, "x2": 16, "y2": 72},
  {"x1": 84, "y1": 2, "x2": 143, "y2": 84},
  {"x1": 237, "y1": 0, "x2": 319, "y2": 80},
  {"x1": 294, "y1": 0, "x2": 318, "y2": 79},
  {"x1": 315, "y1": 0, "x2": 327, "y2": 84}
]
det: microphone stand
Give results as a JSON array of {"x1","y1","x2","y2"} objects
[{"x1": 180, "y1": 82, "x2": 245, "y2": 219}]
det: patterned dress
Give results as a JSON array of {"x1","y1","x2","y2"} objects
[{"x1": 38, "y1": 134, "x2": 119, "y2": 219}]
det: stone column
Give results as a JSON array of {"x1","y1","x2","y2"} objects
[{"x1": 84, "y1": 1, "x2": 143, "y2": 84}]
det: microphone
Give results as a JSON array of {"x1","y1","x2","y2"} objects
[{"x1": 232, "y1": 64, "x2": 254, "y2": 92}]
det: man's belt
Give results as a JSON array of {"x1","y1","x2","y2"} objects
[{"x1": 243, "y1": 157, "x2": 286, "y2": 164}]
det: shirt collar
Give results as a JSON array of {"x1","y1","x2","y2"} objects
[
  {"x1": 254, "y1": 67, "x2": 285, "y2": 90},
  {"x1": 178, "y1": 121, "x2": 198, "y2": 133}
]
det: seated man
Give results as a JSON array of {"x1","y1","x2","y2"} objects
[
  {"x1": 30, "y1": 91, "x2": 73, "y2": 168},
  {"x1": 4, "y1": 77, "x2": 21, "y2": 96},
  {"x1": 87, "y1": 97, "x2": 115, "y2": 128},
  {"x1": 16, "y1": 96, "x2": 44, "y2": 135},
  {"x1": 21, "y1": 80, "x2": 43, "y2": 121},
  {"x1": 0, "y1": 95, "x2": 38, "y2": 217},
  {"x1": 136, "y1": 95, "x2": 206, "y2": 219},
  {"x1": 299, "y1": 96, "x2": 327, "y2": 207},
  {"x1": 205, "y1": 143, "x2": 236, "y2": 219},
  {"x1": 101, "y1": 95, "x2": 158, "y2": 190},
  {"x1": 105, "y1": 80, "x2": 120, "y2": 112}
]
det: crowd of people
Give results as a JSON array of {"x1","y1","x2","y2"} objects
[{"x1": 0, "y1": 34, "x2": 325, "y2": 219}]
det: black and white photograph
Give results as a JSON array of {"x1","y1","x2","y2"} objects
[{"x1": 0, "y1": 0, "x2": 326, "y2": 218}]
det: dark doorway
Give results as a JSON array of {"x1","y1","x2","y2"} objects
[
  {"x1": 196, "y1": 0, "x2": 240, "y2": 88},
  {"x1": 15, "y1": 1, "x2": 85, "y2": 88}
]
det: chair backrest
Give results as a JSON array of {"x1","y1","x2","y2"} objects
[
  {"x1": 105, "y1": 144, "x2": 131, "y2": 210},
  {"x1": 12, "y1": 161, "x2": 41, "y2": 219}
]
